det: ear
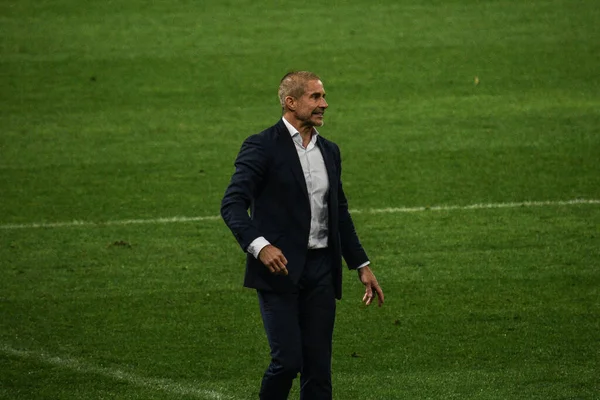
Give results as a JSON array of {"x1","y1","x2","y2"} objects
[{"x1": 285, "y1": 96, "x2": 296, "y2": 111}]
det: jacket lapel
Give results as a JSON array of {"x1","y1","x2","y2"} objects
[
  {"x1": 316, "y1": 136, "x2": 336, "y2": 201},
  {"x1": 275, "y1": 120, "x2": 310, "y2": 201}
]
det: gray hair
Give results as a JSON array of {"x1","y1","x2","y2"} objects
[{"x1": 278, "y1": 71, "x2": 321, "y2": 110}]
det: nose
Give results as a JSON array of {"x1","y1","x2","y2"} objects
[{"x1": 320, "y1": 97, "x2": 328, "y2": 109}]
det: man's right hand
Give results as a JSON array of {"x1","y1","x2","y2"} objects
[{"x1": 258, "y1": 245, "x2": 288, "y2": 275}]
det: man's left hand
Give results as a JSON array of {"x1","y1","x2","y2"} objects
[{"x1": 358, "y1": 266, "x2": 384, "y2": 307}]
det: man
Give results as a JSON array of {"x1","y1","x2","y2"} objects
[{"x1": 221, "y1": 71, "x2": 384, "y2": 400}]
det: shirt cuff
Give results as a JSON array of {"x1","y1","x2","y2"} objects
[
  {"x1": 247, "y1": 236, "x2": 270, "y2": 259},
  {"x1": 356, "y1": 261, "x2": 370, "y2": 269}
]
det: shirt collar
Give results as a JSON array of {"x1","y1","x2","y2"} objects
[{"x1": 282, "y1": 117, "x2": 320, "y2": 141}]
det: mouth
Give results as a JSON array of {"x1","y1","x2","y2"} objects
[{"x1": 312, "y1": 111, "x2": 325, "y2": 118}]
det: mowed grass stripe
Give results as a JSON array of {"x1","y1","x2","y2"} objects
[
  {"x1": 1, "y1": 344, "x2": 236, "y2": 400},
  {"x1": 1, "y1": 198, "x2": 598, "y2": 230}
]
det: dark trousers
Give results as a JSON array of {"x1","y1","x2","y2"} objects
[{"x1": 257, "y1": 248, "x2": 336, "y2": 400}]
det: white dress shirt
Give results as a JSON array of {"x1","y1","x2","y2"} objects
[
  {"x1": 247, "y1": 118, "x2": 369, "y2": 269},
  {"x1": 285, "y1": 117, "x2": 330, "y2": 249}
]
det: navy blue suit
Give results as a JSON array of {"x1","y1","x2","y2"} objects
[{"x1": 221, "y1": 119, "x2": 369, "y2": 399}]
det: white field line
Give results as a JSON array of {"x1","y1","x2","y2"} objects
[
  {"x1": 0, "y1": 215, "x2": 221, "y2": 230},
  {"x1": 1, "y1": 344, "x2": 235, "y2": 400},
  {"x1": 348, "y1": 198, "x2": 600, "y2": 215},
  {"x1": 1, "y1": 198, "x2": 599, "y2": 230}
]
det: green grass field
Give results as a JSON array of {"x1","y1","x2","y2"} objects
[{"x1": 1, "y1": 0, "x2": 599, "y2": 399}]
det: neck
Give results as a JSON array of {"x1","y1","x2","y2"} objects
[{"x1": 283, "y1": 114, "x2": 314, "y2": 147}]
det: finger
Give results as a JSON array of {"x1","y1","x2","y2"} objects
[
  {"x1": 279, "y1": 260, "x2": 288, "y2": 275},
  {"x1": 274, "y1": 264, "x2": 288, "y2": 276},
  {"x1": 267, "y1": 257, "x2": 288, "y2": 275},
  {"x1": 374, "y1": 285, "x2": 385, "y2": 306},
  {"x1": 266, "y1": 257, "x2": 282, "y2": 273},
  {"x1": 271, "y1": 264, "x2": 282, "y2": 275},
  {"x1": 274, "y1": 258, "x2": 287, "y2": 273},
  {"x1": 363, "y1": 285, "x2": 374, "y2": 305}
]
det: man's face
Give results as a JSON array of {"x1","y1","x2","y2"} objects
[{"x1": 292, "y1": 79, "x2": 328, "y2": 128}]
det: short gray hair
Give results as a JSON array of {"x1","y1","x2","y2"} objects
[{"x1": 278, "y1": 71, "x2": 321, "y2": 110}]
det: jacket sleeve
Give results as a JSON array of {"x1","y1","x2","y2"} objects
[
  {"x1": 220, "y1": 134, "x2": 269, "y2": 252},
  {"x1": 334, "y1": 144, "x2": 369, "y2": 269}
]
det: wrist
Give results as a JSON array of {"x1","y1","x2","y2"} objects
[{"x1": 357, "y1": 266, "x2": 371, "y2": 277}]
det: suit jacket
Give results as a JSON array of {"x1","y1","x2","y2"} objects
[{"x1": 220, "y1": 119, "x2": 368, "y2": 299}]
